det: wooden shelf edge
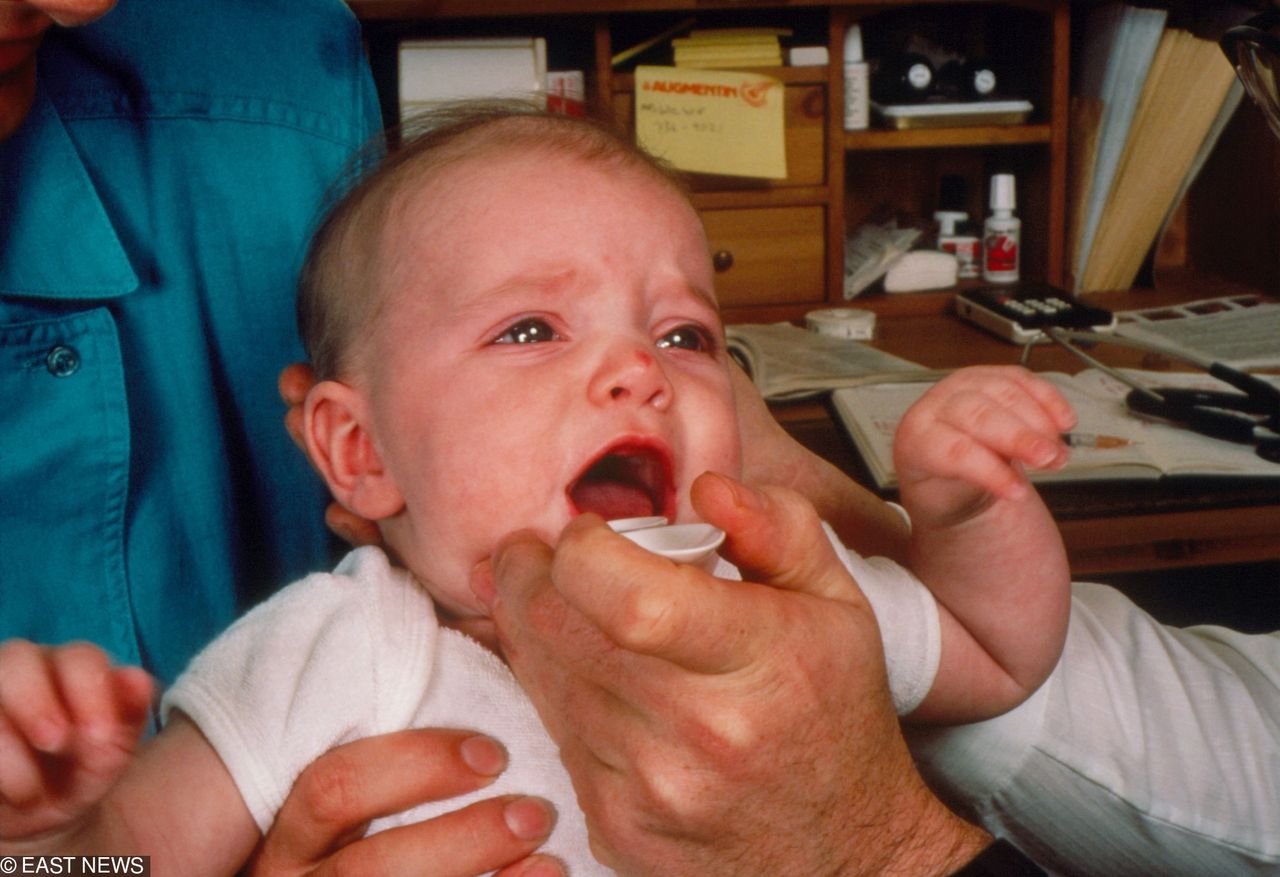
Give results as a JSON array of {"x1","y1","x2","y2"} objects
[
  {"x1": 844, "y1": 123, "x2": 1053, "y2": 151},
  {"x1": 849, "y1": 290, "x2": 956, "y2": 317},
  {"x1": 720, "y1": 289, "x2": 956, "y2": 326},
  {"x1": 691, "y1": 186, "x2": 830, "y2": 210},
  {"x1": 611, "y1": 66, "x2": 829, "y2": 93},
  {"x1": 350, "y1": 1, "x2": 637, "y2": 19}
]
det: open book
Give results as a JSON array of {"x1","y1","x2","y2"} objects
[
  {"x1": 725, "y1": 322, "x2": 926, "y2": 401},
  {"x1": 832, "y1": 368, "x2": 1280, "y2": 490}
]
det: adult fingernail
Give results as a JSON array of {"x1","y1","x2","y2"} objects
[
  {"x1": 460, "y1": 734, "x2": 506, "y2": 777},
  {"x1": 504, "y1": 796, "x2": 556, "y2": 841},
  {"x1": 470, "y1": 558, "x2": 497, "y2": 609},
  {"x1": 519, "y1": 857, "x2": 568, "y2": 877},
  {"x1": 714, "y1": 472, "x2": 760, "y2": 510}
]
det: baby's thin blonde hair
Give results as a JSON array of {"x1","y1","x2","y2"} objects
[{"x1": 297, "y1": 99, "x2": 692, "y2": 380}]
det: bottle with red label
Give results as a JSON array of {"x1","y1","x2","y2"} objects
[{"x1": 982, "y1": 173, "x2": 1021, "y2": 284}]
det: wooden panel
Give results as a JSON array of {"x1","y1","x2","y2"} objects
[
  {"x1": 703, "y1": 206, "x2": 825, "y2": 307},
  {"x1": 1057, "y1": 506, "x2": 1280, "y2": 576},
  {"x1": 613, "y1": 82, "x2": 827, "y2": 189}
]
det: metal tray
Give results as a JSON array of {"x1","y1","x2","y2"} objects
[{"x1": 872, "y1": 99, "x2": 1034, "y2": 130}]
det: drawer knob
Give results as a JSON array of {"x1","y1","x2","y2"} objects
[{"x1": 712, "y1": 249, "x2": 735, "y2": 272}]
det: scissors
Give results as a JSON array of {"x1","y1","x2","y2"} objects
[{"x1": 1038, "y1": 327, "x2": 1280, "y2": 464}]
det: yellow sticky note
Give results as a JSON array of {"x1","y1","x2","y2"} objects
[{"x1": 634, "y1": 66, "x2": 786, "y2": 180}]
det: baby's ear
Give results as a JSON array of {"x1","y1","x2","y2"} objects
[{"x1": 303, "y1": 381, "x2": 404, "y2": 521}]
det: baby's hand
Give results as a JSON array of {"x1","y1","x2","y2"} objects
[
  {"x1": 892, "y1": 366, "x2": 1076, "y2": 527},
  {"x1": 0, "y1": 640, "x2": 153, "y2": 843}
]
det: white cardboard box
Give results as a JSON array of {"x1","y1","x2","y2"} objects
[{"x1": 399, "y1": 37, "x2": 547, "y2": 122}]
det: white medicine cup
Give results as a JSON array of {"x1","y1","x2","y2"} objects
[{"x1": 616, "y1": 522, "x2": 725, "y2": 570}]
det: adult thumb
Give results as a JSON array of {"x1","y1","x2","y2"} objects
[{"x1": 691, "y1": 472, "x2": 863, "y2": 604}]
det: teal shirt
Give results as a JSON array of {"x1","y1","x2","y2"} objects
[{"x1": 0, "y1": 0, "x2": 382, "y2": 684}]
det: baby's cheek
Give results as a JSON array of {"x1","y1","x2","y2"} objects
[
  {"x1": 714, "y1": 385, "x2": 746, "y2": 471},
  {"x1": 717, "y1": 439, "x2": 744, "y2": 480},
  {"x1": 695, "y1": 405, "x2": 744, "y2": 478}
]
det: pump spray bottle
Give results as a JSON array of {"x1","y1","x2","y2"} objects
[
  {"x1": 843, "y1": 24, "x2": 869, "y2": 131},
  {"x1": 982, "y1": 173, "x2": 1020, "y2": 284}
]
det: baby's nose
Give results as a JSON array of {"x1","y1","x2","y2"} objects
[{"x1": 588, "y1": 342, "x2": 672, "y2": 410}]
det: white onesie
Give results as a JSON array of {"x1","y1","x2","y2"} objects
[{"x1": 162, "y1": 533, "x2": 939, "y2": 874}]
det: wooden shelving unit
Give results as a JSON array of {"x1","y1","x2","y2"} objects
[{"x1": 349, "y1": 0, "x2": 1071, "y2": 325}]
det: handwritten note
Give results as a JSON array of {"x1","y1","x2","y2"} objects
[{"x1": 634, "y1": 66, "x2": 786, "y2": 180}]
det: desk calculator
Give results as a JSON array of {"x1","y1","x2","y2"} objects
[{"x1": 955, "y1": 284, "x2": 1117, "y2": 344}]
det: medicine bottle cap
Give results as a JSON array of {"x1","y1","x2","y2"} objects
[
  {"x1": 990, "y1": 173, "x2": 1017, "y2": 211},
  {"x1": 934, "y1": 210, "x2": 967, "y2": 235},
  {"x1": 844, "y1": 24, "x2": 863, "y2": 63}
]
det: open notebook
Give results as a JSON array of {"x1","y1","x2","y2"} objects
[{"x1": 832, "y1": 368, "x2": 1280, "y2": 490}]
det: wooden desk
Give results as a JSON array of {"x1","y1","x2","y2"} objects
[{"x1": 772, "y1": 285, "x2": 1280, "y2": 576}]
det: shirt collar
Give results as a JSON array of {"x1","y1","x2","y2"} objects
[{"x1": 0, "y1": 83, "x2": 138, "y2": 301}]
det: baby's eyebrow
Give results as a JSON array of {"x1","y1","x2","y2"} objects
[
  {"x1": 687, "y1": 282, "x2": 719, "y2": 314},
  {"x1": 651, "y1": 277, "x2": 719, "y2": 318},
  {"x1": 450, "y1": 271, "x2": 575, "y2": 322}
]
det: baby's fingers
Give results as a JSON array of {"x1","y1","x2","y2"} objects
[
  {"x1": 0, "y1": 640, "x2": 72, "y2": 754},
  {"x1": 0, "y1": 709, "x2": 48, "y2": 811},
  {"x1": 1008, "y1": 369, "x2": 1077, "y2": 433},
  {"x1": 902, "y1": 421, "x2": 1037, "y2": 501},
  {"x1": 955, "y1": 390, "x2": 1069, "y2": 472},
  {"x1": 917, "y1": 369, "x2": 1074, "y2": 470},
  {"x1": 110, "y1": 666, "x2": 156, "y2": 745},
  {"x1": 53, "y1": 648, "x2": 153, "y2": 783},
  {"x1": 954, "y1": 368, "x2": 1074, "y2": 437}
]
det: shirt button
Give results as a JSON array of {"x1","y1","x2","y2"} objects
[{"x1": 46, "y1": 344, "x2": 81, "y2": 378}]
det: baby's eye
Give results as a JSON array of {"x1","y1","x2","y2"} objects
[
  {"x1": 656, "y1": 324, "x2": 713, "y2": 353},
  {"x1": 493, "y1": 318, "x2": 560, "y2": 345}
]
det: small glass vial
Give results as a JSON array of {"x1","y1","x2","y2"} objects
[
  {"x1": 936, "y1": 210, "x2": 981, "y2": 280},
  {"x1": 982, "y1": 173, "x2": 1021, "y2": 284}
]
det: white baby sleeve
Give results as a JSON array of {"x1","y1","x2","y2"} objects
[
  {"x1": 710, "y1": 523, "x2": 940, "y2": 715},
  {"x1": 826, "y1": 526, "x2": 941, "y2": 715},
  {"x1": 160, "y1": 547, "x2": 438, "y2": 833}
]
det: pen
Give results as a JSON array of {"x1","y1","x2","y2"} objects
[{"x1": 1063, "y1": 432, "x2": 1132, "y2": 449}]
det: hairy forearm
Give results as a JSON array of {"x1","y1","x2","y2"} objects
[
  {"x1": 830, "y1": 762, "x2": 993, "y2": 877},
  {"x1": 879, "y1": 805, "x2": 993, "y2": 877}
]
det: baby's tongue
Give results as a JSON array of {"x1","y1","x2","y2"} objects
[{"x1": 570, "y1": 481, "x2": 656, "y2": 521}]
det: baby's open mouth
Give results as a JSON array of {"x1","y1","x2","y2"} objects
[{"x1": 568, "y1": 442, "x2": 674, "y2": 521}]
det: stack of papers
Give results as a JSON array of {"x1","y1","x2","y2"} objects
[
  {"x1": 671, "y1": 27, "x2": 788, "y2": 69},
  {"x1": 1115, "y1": 295, "x2": 1280, "y2": 369},
  {"x1": 725, "y1": 322, "x2": 928, "y2": 401}
]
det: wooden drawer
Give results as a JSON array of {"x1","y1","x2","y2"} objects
[
  {"x1": 702, "y1": 206, "x2": 825, "y2": 308},
  {"x1": 612, "y1": 82, "x2": 826, "y2": 189}
]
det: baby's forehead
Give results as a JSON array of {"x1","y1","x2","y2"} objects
[
  {"x1": 386, "y1": 143, "x2": 684, "y2": 256},
  {"x1": 415, "y1": 143, "x2": 610, "y2": 200},
  {"x1": 384, "y1": 148, "x2": 574, "y2": 240}
]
